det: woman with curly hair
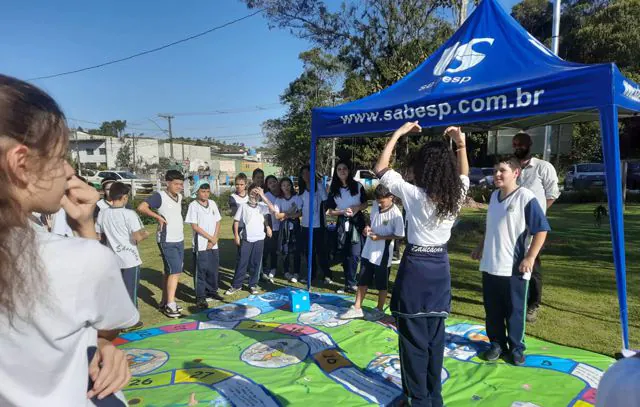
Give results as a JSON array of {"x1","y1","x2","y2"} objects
[{"x1": 374, "y1": 121, "x2": 469, "y2": 407}]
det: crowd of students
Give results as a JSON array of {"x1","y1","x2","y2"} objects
[{"x1": 0, "y1": 74, "x2": 631, "y2": 407}]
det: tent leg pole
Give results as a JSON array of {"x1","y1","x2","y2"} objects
[
  {"x1": 599, "y1": 106, "x2": 630, "y2": 350},
  {"x1": 307, "y1": 134, "x2": 318, "y2": 293}
]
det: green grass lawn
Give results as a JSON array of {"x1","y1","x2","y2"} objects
[{"x1": 134, "y1": 203, "x2": 640, "y2": 357}]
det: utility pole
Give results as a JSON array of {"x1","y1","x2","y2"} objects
[
  {"x1": 131, "y1": 132, "x2": 137, "y2": 173},
  {"x1": 543, "y1": 0, "x2": 562, "y2": 161},
  {"x1": 158, "y1": 114, "x2": 175, "y2": 159},
  {"x1": 74, "y1": 129, "x2": 81, "y2": 176}
]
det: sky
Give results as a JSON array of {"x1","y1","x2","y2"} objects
[{"x1": 1, "y1": 0, "x2": 521, "y2": 147}]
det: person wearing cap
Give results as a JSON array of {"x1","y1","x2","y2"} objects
[{"x1": 185, "y1": 182, "x2": 224, "y2": 309}]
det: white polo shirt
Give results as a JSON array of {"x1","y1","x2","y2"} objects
[
  {"x1": 185, "y1": 199, "x2": 222, "y2": 251},
  {"x1": 275, "y1": 195, "x2": 303, "y2": 231},
  {"x1": 145, "y1": 191, "x2": 184, "y2": 243},
  {"x1": 234, "y1": 202, "x2": 271, "y2": 242},
  {"x1": 380, "y1": 169, "x2": 469, "y2": 246},
  {"x1": 480, "y1": 188, "x2": 551, "y2": 276},
  {"x1": 301, "y1": 181, "x2": 328, "y2": 228},
  {"x1": 96, "y1": 207, "x2": 145, "y2": 268},
  {"x1": 0, "y1": 229, "x2": 138, "y2": 406},
  {"x1": 362, "y1": 203, "x2": 405, "y2": 266},
  {"x1": 518, "y1": 157, "x2": 560, "y2": 214}
]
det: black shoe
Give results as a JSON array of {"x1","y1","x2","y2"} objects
[
  {"x1": 526, "y1": 307, "x2": 538, "y2": 323},
  {"x1": 196, "y1": 299, "x2": 209, "y2": 310},
  {"x1": 484, "y1": 344, "x2": 503, "y2": 361},
  {"x1": 207, "y1": 292, "x2": 224, "y2": 301},
  {"x1": 162, "y1": 305, "x2": 181, "y2": 318},
  {"x1": 511, "y1": 349, "x2": 526, "y2": 366}
]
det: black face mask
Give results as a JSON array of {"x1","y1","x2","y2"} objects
[{"x1": 514, "y1": 147, "x2": 530, "y2": 160}]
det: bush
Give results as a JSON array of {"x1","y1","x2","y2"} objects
[
  {"x1": 557, "y1": 189, "x2": 640, "y2": 204},
  {"x1": 468, "y1": 186, "x2": 493, "y2": 204}
]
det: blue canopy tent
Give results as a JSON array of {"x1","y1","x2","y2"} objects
[{"x1": 308, "y1": 0, "x2": 640, "y2": 350}]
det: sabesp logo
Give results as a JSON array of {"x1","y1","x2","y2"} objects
[{"x1": 420, "y1": 38, "x2": 494, "y2": 91}]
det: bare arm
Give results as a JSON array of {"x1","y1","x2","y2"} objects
[
  {"x1": 525, "y1": 232, "x2": 547, "y2": 261},
  {"x1": 444, "y1": 127, "x2": 469, "y2": 177},
  {"x1": 546, "y1": 199, "x2": 556, "y2": 209},
  {"x1": 374, "y1": 121, "x2": 422, "y2": 174},
  {"x1": 132, "y1": 229, "x2": 150, "y2": 243},
  {"x1": 137, "y1": 202, "x2": 165, "y2": 224}
]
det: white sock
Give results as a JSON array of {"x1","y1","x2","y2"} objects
[{"x1": 167, "y1": 302, "x2": 177, "y2": 310}]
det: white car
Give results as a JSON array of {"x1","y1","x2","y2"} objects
[
  {"x1": 92, "y1": 170, "x2": 155, "y2": 194},
  {"x1": 565, "y1": 163, "x2": 606, "y2": 190}
]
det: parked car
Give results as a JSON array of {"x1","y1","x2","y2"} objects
[
  {"x1": 565, "y1": 163, "x2": 606, "y2": 190},
  {"x1": 353, "y1": 169, "x2": 379, "y2": 189},
  {"x1": 90, "y1": 170, "x2": 155, "y2": 194},
  {"x1": 470, "y1": 167, "x2": 494, "y2": 185},
  {"x1": 627, "y1": 161, "x2": 640, "y2": 190}
]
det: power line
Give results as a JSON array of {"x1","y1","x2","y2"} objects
[
  {"x1": 27, "y1": 9, "x2": 264, "y2": 81},
  {"x1": 170, "y1": 103, "x2": 283, "y2": 117}
]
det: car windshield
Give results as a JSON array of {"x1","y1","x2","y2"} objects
[
  {"x1": 470, "y1": 168, "x2": 482, "y2": 175},
  {"x1": 481, "y1": 168, "x2": 495, "y2": 176},
  {"x1": 117, "y1": 171, "x2": 137, "y2": 179},
  {"x1": 629, "y1": 162, "x2": 640, "y2": 171},
  {"x1": 577, "y1": 164, "x2": 604, "y2": 173}
]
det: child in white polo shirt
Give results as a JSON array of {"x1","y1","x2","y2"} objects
[
  {"x1": 185, "y1": 182, "x2": 223, "y2": 310},
  {"x1": 226, "y1": 185, "x2": 278, "y2": 295},
  {"x1": 339, "y1": 184, "x2": 404, "y2": 321},
  {"x1": 472, "y1": 156, "x2": 551, "y2": 366},
  {"x1": 96, "y1": 182, "x2": 149, "y2": 330}
]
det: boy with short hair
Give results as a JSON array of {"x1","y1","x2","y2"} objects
[
  {"x1": 472, "y1": 156, "x2": 551, "y2": 366},
  {"x1": 96, "y1": 182, "x2": 149, "y2": 329},
  {"x1": 185, "y1": 183, "x2": 224, "y2": 310},
  {"x1": 339, "y1": 184, "x2": 404, "y2": 321},
  {"x1": 137, "y1": 170, "x2": 185, "y2": 318},
  {"x1": 226, "y1": 185, "x2": 277, "y2": 296}
]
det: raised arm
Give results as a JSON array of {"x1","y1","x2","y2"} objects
[
  {"x1": 444, "y1": 126, "x2": 469, "y2": 177},
  {"x1": 374, "y1": 121, "x2": 422, "y2": 174}
]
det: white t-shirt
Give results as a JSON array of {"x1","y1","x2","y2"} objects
[
  {"x1": 380, "y1": 169, "x2": 469, "y2": 246},
  {"x1": 480, "y1": 188, "x2": 551, "y2": 276},
  {"x1": 51, "y1": 208, "x2": 74, "y2": 237},
  {"x1": 185, "y1": 200, "x2": 222, "y2": 251},
  {"x1": 362, "y1": 203, "x2": 405, "y2": 266},
  {"x1": 96, "y1": 199, "x2": 111, "y2": 211},
  {"x1": 275, "y1": 195, "x2": 303, "y2": 231},
  {"x1": 328, "y1": 183, "x2": 366, "y2": 211},
  {"x1": 301, "y1": 181, "x2": 328, "y2": 228},
  {"x1": 0, "y1": 230, "x2": 139, "y2": 407},
  {"x1": 265, "y1": 191, "x2": 281, "y2": 231},
  {"x1": 234, "y1": 202, "x2": 271, "y2": 242},
  {"x1": 518, "y1": 157, "x2": 561, "y2": 215},
  {"x1": 96, "y1": 207, "x2": 145, "y2": 268},
  {"x1": 145, "y1": 191, "x2": 184, "y2": 243}
]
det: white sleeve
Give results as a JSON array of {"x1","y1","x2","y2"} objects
[
  {"x1": 541, "y1": 162, "x2": 561, "y2": 200},
  {"x1": 260, "y1": 203, "x2": 271, "y2": 216},
  {"x1": 185, "y1": 202, "x2": 198, "y2": 224},
  {"x1": 393, "y1": 209, "x2": 405, "y2": 238},
  {"x1": 81, "y1": 243, "x2": 139, "y2": 330},
  {"x1": 126, "y1": 210, "x2": 143, "y2": 233},
  {"x1": 211, "y1": 200, "x2": 222, "y2": 223},
  {"x1": 459, "y1": 174, "x2": 470, "y2": 200},
  {"x1": 234, "y1": 204, "x2": 244, "y2": 222},
  {"x1": 379, "y1": 169, "x2": 412, "y2": 204},
  {"x1": 95, "y1": 210, "x2": 104, "y2": 234}
]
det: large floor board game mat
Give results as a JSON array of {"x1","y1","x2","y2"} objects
[{"x1": 115, "y1": 288, "x2": 613, "y2": 406}]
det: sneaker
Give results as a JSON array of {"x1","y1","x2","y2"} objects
[
  {"x1": 284, "y1": 272, "x2": 293, "y2": 281},
  {"x1": 336, "y1": 289, "x2": 346, "y2": 294},
  {"x1": 225, "y1": 287, "x2": 241, "y2": 296},
  {"x1": 484, "y1": 344, "x2": 503, "y2": 361},
  {"x1": 365, "y1": 308, "x2": 386, "y2": 321},
  {"x1": 526, "y1": 307, "x2": 538, "y2": 323},
  {"x1": 290, "y1": 275, "x2": 298, "y2": 283},
  {"x1": 339, "y1": 305, "x2": 365, "y2": 320},
  {"x1": 512, "y1": 349, "x2": 526, "y2": 366},
  {"x1": 196, "y1": 299, "x2": 209, "y2": 310},
  {"x1": 299, "y1": 278, "x2": 308, "y2": 284},
  {"x1": 250, "y1": 286, "x2": 260, "y2": 295},
  {"x1": 391, "y1": 258, "x2": 401, "y2": 265},
  {"x1": 207, "y1": 293, "x2": 224, "y2": 301},
  {"x1": 324, "y1": 277, "x2": 334, "y2": 285},
  {"x1": 268, "y1": 269, "x2": 276, "y2": 279},
  {"x1": 158, "y1": 302, "x2": 183, "y2": 312},
  {"x1": 261, "y1": 273, "x2": 271, "y2": 281},
  {"x1": 162, "y1": 305, "x2": 181, "y2": 318},
  {"x1": 345, "y1": 286, "x2": 357, "y2": 294}
]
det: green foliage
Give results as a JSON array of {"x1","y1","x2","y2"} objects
[{"x1": 115, "y1": 140, "x2": 133, "y2": 170}]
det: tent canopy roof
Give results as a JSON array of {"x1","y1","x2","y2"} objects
[{"x1": 311, "y1": 0, "x2": 640, "y2": 138}]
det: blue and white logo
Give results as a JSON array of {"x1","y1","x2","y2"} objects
[{"x1": 433, "y1": 38, "x2": 495, "y2": 76}]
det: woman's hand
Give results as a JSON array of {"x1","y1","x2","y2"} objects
[
  {"x1": 88, "y1": 338, "x2": 132, "y2": 400},
  {"x1": 394, "y1": 121, "x2": 422, "y2": 138},
  {"x1": 61, "y1": 176, "x2": 100, "y2": 238},
  {"x1": 444, "y1": 126, "x2": 466, "y2": 147}
]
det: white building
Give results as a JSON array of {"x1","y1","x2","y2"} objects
[{"x1": 487, "y1": 124, "x2": 573, "y2": 155}]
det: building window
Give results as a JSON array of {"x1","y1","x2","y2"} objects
[
  {"x1": 99, "y1": 148, "x2": 106, "y2": 155},
  {"x1": 86, "y1": 149, "x2": 94, "y2": 155}
]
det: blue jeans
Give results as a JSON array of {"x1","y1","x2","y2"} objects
[{"x1": 120, "y1": 266, "x2": 140, "y2": 307}]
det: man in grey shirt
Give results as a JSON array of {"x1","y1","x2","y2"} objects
[{"x1": 513, "y1": 132, "x2": 561, "y2": 323}]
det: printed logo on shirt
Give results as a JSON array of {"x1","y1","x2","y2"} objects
[{"x1": 507, "y1": 205, "x2": 515, "y2": 213}]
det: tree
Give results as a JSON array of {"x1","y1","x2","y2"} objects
[{"x1": 115, "y1": 141, "x2": 133, "y2": 170}]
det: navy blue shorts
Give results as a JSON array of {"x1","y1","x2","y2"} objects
[
  {"x1": 158, "y1": 241, "x2": 184, "y2": 275},
  {"x1": 391, "y1": 244, "x2": 450, "y2": 317},
  {"x1": 358, "y1": 259, "x2": 390, "y2": 291}
]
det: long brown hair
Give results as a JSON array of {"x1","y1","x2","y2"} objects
[{"x1": 0, "y1": 74, "x2": 69, "y2": 321}]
